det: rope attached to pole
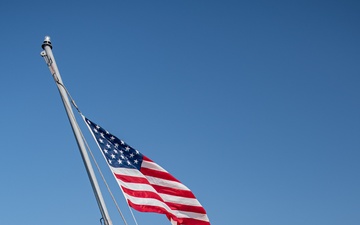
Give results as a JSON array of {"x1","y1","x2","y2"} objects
[{"x1": 53, "y1": 77, "x2": 135, "y2": 225}]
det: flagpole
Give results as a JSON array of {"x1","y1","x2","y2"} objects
[{"x1": 40, "y1": 36, "x2": 112, "y2": 225}]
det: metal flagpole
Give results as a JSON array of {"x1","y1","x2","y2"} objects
[{"x1": 40, "y1": 36, "x2": 112, "y2": 225}]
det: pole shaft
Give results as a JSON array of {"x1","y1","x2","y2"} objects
[{"x1": 41, "y1": 36, "x2": 112, "y2": 225}]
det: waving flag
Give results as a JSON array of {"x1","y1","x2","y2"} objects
[{"x1": 83, "y1": 116, "x2": 210, "y2": 225}]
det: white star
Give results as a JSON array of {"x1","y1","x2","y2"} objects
[
  {"x1": 96, "y1": 125, "x2": 100, "y2": 130},
  {"x1": 119, "y1": 150, "x2": 123, "y2": 154},
  {"x1": 100, "y1": 132, "x2": 105, "y2": 138},
  {"x1": 93, "y1": 128, "x2": 98, "y2": 133},
  {"x1": 127, "y1": 160, "x2": 131, "y2": 165},
  {"x1": 114, "y1": 143, "x2": 119, "y2": 148},
  {"x1": 87, "y1": 120, "x2": 91, "y2": 125},
  {"x1": 99, "y1": 138, "x2": 104, "y2": 143},
  {"x1": 129, "y1": 153, "x2": 134, "y2": 158},
  {"x1": 108, "y1": 159, "x2": 112, "y2": 164},
  {"x1": 134, "y1": 159, "x2": 138, "y2": 164},
  {"x1": 110, "y1": 136, "x2": 115, "y2": 140},
  {"x1": 120, "y1": 155, "x2": 125, "y2": 159},
  {"x1": 135, "y1": 150, "x2": 140, "y2": 154},
  {"x1": 104, "y1": 149, "x2": 108, "y2": 154},
  {"x1": 125, "y1": 146, "x2": 130, "y2": 151},
  {"x1": 121, "y1": 140, "x2": 125, "y2": 145},
  {"x1": 106, "y1": 130, "x2": 110, "y2": 134},
  {"x1": 118, "y1": 159, "x2": 122, "y2": 164},
  {"x1": 106, "y1": 143, "x2": 111, "y2": 149},
  {"x1": 113, "y1": 150, "x2": 118, "y2": 154},
  {"x1": 111, "y1": 154, "x2": 115, "y2": 159}
]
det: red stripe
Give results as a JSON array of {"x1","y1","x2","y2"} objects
[
  {"x1": 172, "y1": 217, "x2": 211, "y2": 225},
  {"x1": 115, "y1": 172, "x2": 197, "y2": 198},
  {"x1": 140, "y1": 167, "x2": 180, "y2": 182},
  {"x1": 128, "y1": 199, "x2": 169, "y2": 215},
  {"x1": 142, "y1": 156, "x2": 180, "y2": 182},
  {"x1": 165, "y1": 201, "x2": 207, "y2": 214},
  {"x1": 114, "y1": 173, "x2": 150, "y2": 184},
  {"x1": 121, "y1": 186, "x2": 163, "y2": 202},
  {"x1": 142, "y1": 155, "x2": 153, "y2": 162},
  {"x1": 121, "y1": 185, "x2": 206, "y2": 214},
  {"x1": 151, "y1": 184, "x2": 196, "y2": 198}
]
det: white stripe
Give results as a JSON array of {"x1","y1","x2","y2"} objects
[
  {"x1": 170, "y1": 218, "x2": 177, "y2": 225},
  {"x1": 145, "y1": 175, "x2": 190, "y2": 191},
  {"x1": 115, "y1": 179, "x2": 201, "y2": 207},
  {"x1": 111, "y1": 167, "x2": 145, "y2": 177},
  {"x1": 115, "y1": 178, "x2": 157, "y2": 192},
  {"x1": 124, "y1": 193, "x2": 210, "y2": 222},
  {"x1": 141, "y1": 160, "x2": 167, "y2": 172},
  {"x1": 111, "y1": 167, "x2": 190, "y2": 191},
  {"x1": 158, "y1": 193, "x2": 202, "y2": 206}
]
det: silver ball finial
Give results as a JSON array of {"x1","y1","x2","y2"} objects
[
  {"x1": 44, "y1": 36, "x2": 51, "y2": 42},
  {"x1": 42, "y1": 35, "x2": 52, "y2": 49}
]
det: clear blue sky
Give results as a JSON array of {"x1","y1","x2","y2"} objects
[{"x1": 0, "y1": 1, "x2": 359, "y2": 225}]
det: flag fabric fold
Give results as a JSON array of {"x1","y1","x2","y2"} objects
[{"x1": 83, "y1": 116, "x2": 210, "y2": 225}]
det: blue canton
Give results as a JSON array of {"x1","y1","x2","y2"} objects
[{"x1": 85, "y1": 117, "x2": 143, "y2": 170}]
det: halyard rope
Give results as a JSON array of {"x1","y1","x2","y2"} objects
[{"x1": 54, "y1": 78, "x2": 138, "y2": 225}]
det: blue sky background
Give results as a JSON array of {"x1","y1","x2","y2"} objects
[{"x1": 0, "y1": 1, "x2": 359, "y2": 225}]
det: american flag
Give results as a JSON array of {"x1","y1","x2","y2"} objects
[{"x1": 83, "y1": 116, "x2": 210, "y2": 225}]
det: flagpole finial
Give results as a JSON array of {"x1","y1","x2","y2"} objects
[{"x1": 42, "y1": 36, "x2": 52, "y2": 49}]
